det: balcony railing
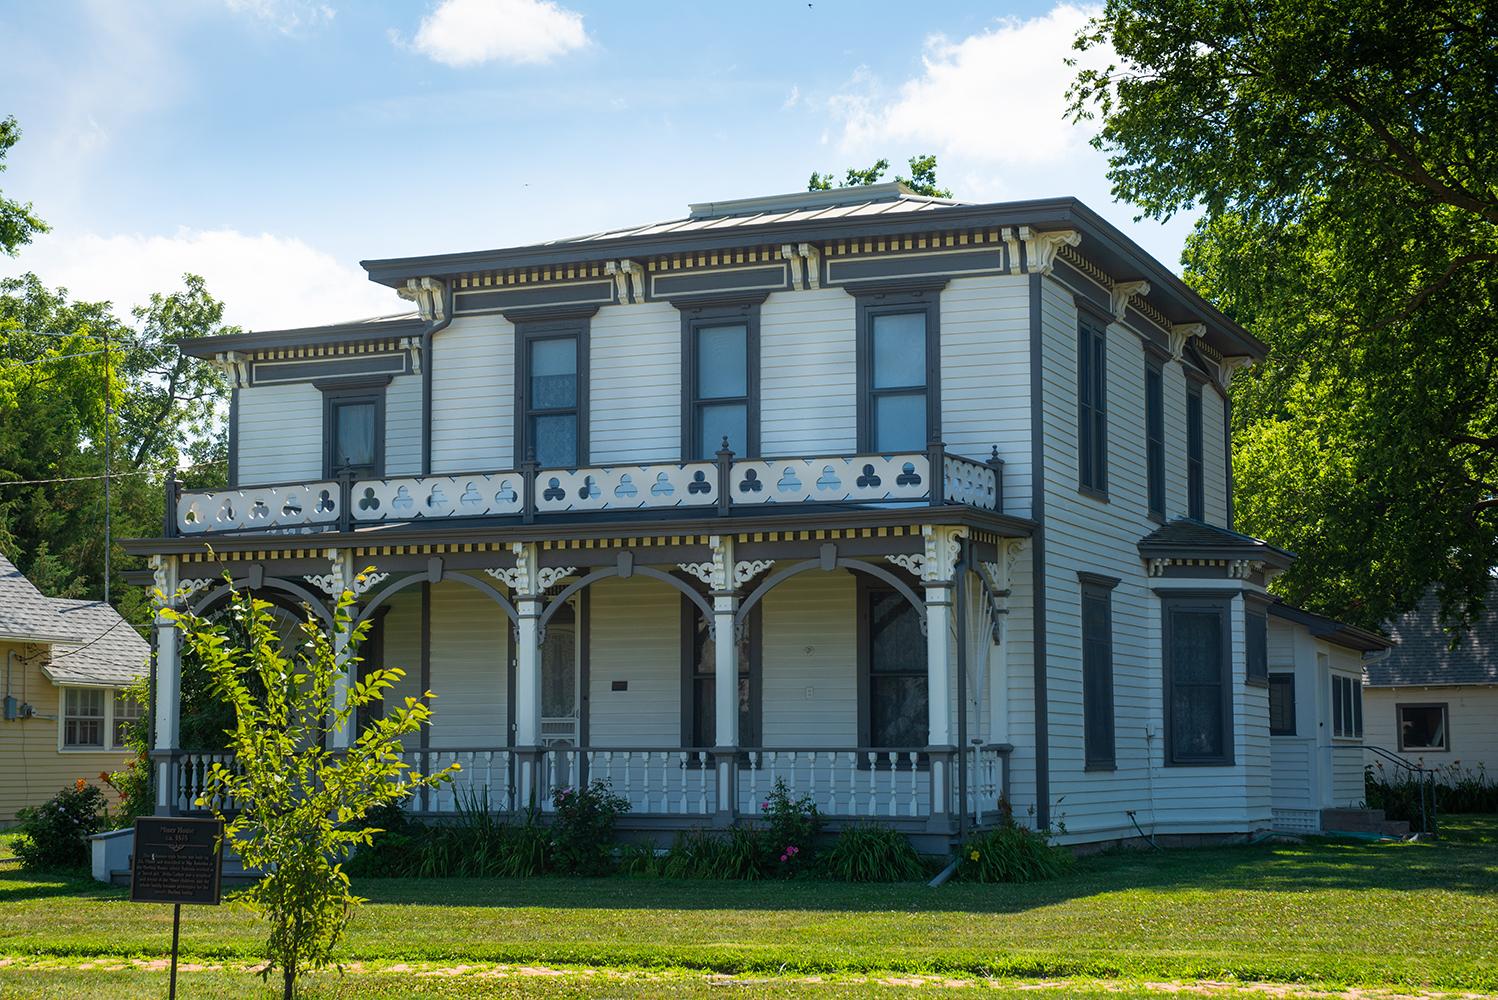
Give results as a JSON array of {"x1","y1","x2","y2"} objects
[{"x1": 165, "y1": 442, "x2": 1004, "y2": 538}]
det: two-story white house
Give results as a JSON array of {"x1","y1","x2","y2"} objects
[{"x1": 124, "y1": 183, "x2": 1382, "y2": 848}]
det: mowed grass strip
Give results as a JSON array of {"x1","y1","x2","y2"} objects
[{"x1": 0, "y1": 817, "x2": 1493, "y2": 992}]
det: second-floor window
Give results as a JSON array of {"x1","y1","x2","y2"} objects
[
  {"x1": 1187, "y1": 381, "x2": 1204, "y2": 519},
  {"x1": 1145, "y1": 360, "x2": 1165, "y2": 519},
  {"x1": 1078, "y1": 316, "x2": 1108, "y2": 494},
  {"x1": 681, "y1": 301, "x2": 760, "y2": 460},
  {"x1": 516, "y1": 317, "x2": 589, "y2": 469},
  {"x1": 320, "y1": 378, "x2": 387, "y2": 479},
  {"x1": 855, "y1": 289, "x2": 940, "y2": 454}
]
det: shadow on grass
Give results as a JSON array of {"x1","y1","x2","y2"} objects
[
  {"x1": 350, "y1": 821, "x2": 1498, "y2": 914},
  {"x1": 0, "y1": 869, "x2": 123, "y2": 904}
]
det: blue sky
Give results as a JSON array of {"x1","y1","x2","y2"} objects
[{"x1": 0, "y1": 0, "x2": 1195, "y2": 331}]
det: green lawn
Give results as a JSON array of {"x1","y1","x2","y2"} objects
[{"x1": 0, "y1": 818, "x2": 1494, "y2": 999}]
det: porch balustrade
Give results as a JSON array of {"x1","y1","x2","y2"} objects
[{"x1": 164, "y1": 442, "x2": 1004, "y2": 538}]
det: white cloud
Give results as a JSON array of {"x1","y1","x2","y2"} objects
[
  {"x1": 407, "y1": 0, "x2": 589, "y2": 67},
  {"x1": 829, "y1": 4, "x2": 1111, "y2": 165},
  {"x1": 3, "y1": 228, "x2": 400, "y2": 332},
  {"x1": 224, "y1": 0, "x2": 336, "y2": 34}
]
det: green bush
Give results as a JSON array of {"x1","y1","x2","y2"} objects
[
  {"x1": 1366, "y1": 762, "x2": 1498, "y2": 820},
  {"x1": 820, "y1": 823, "x2": 925, "y2": 882},
  {"x1": 615, "y1": 842, "x2": 662, "y2": 877},
  {"x1": 14, "y1": 779, "x2": 108, "y2": 870},
  {"x1": 957, "y1": 822, "x2": 1073, "y2": 883},
  {"x1": 759, "y1": 778, "x2": 821, "y2": 876},
  {"x1": 548, "y1": 781, "x2": 630, "y2": 876},
  {"x1": 662, "y1": 826, "x2": 765, "y2": 880},
  {"x1": 343, "y1": 801, "x2": 423, "y2": 878}
]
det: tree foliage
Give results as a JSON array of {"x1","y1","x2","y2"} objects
[
  {"x1": 809, "y1": 153, "x2": 953, "y2": 198},
  {"x1": 1069, "y1": 0, "x2": 1498, "y2": 628},
  {"x1": 165, "y1": 578, "x2": 455, "y2": 1000},
  {"x1": 0, "y1": 116, "x2": 47, "y2": 256}
]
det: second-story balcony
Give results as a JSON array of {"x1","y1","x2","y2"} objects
[{"x1": 165, "y1": 442, "x2": 1005, "y2": 539}]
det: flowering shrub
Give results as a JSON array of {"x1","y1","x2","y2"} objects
[
  {"x1": 957, "y1": 820, "x2": 1072, "y2": 883},
  {"x1": 759, "y1": 778, "x2": 821, "y2": 876},
  {"x1": 1366, "y1": 761, "x2": 1498, "y2": 820},
  {"x1": 549, "y1": 780, "x2": 630, "y2": 875},
  {"x1": 14, "y1": 778, "x2": 108, "y2": 870}
]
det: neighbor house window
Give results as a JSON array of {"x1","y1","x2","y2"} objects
[
  {"x1": 1163, "y1": 595, "x2": 1233, "y2": 765},
  {"x1": 681, "y1": 598, "x2": 759, "y2": 748},
  {"x1": 1078, "y1": 316, "x2": 1108, "y2": 494},
  {"x1": 1081, "y1": 575, "x2": 1117, "y2": 769},
  {"x1": 319, "y1": 378, "x2": 388, "y2": 480},
  {"x1": 1186, "y1": 382, "x2": 1204, "y2": 520},
  {"x1": 1397, "y1": 704, "x2": 1447, "y2": 752},
  {"x1": 1145, "y1": 360, "x2": 1165, "y2": 518},
  {"x1": 1268, "y1": 673, "x2": 1296, "y2": 736},
  {"x1": 62, "y1": 688, "x2": 105, "y2": 749},
  {"x1": 1245, "y1": 607, "x2": 1269, "y2": 686},
  {"x1": 1331, "y1": 673, "x2": 1363, "y2": 738},
  {"x1": 680, "y1": 301, "x2": 759, "y2": 460},
  {"x1": 112, "y1": 692, "x2": 143, "y2": 748},
  {"x1": 856, "y1": 288, "x2": 940, "y2": 453},
  {"x1": 516, "y1": 317, "x2": 589, "y2": 468},
  {"x1": 861, "y1": 585, "x2": 928, "y2": 748}
]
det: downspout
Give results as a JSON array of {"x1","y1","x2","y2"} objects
[{"x1": 415, "y1": 279, "x2": 454, "y2": 477}]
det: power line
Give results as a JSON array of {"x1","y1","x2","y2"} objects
[
  {"x1": 0, "y1": 460, "x2": 227, "y2": 488},
  {"x1": 49, "y1": 614, "x2": 151, "y2": 663}
]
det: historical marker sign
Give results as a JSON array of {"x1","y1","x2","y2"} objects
[{"x1": 130, "y1": 816, "x2": 224, "y2": 906}]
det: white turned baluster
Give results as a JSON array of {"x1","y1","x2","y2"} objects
[
  {"x1": 676, "y1": 752, "x2": 686, "y2": 814},
  {"x1": 698, "y1": 752, "x2": 709, "y2": 814},
  {"x1": 907, "y1": 752, "x2": 919, "y2": 817},
  {"x1": 746, "y1": 752, "x2": 759, "y2": 814},
  {"x1": 865, "y1": 752, "x2": 876, "y2": 816}
]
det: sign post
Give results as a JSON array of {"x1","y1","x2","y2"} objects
[{"x1": 130, "y1": 816, "x2": 225, "y2": 1000}]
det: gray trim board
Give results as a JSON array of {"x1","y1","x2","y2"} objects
[
  {"x1": 227, "y1": 387, "x2": 239, "y2": 488},
  {"x1": 1028, "y1": 272, "x2": 1050, "y2": 828},
  {"x1": 1223, "y1": 394, "x2": 1235, "y2": 529},
  {"x1": 828, "y1": 248, "x2": 1002, "y2": 285},
  {"x1": 651, "y1": 264, "x2": 787, "y2": 299},
  {"x1": 1051, "y1": 258, "x2": 1112, "y2": 319},
  {"x1": 251, "y1": 352, "x2": 408, "y2": 386},
  {"x1": 455, "y1": 280, "x2": 615, "y2": 316},
  {"x1": 179, "y1": 316, "x2": 425, "y2": 359}
]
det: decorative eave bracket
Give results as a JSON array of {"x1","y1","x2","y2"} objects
[
  {"x1": 1110, "y1": 281, "x2": 1152, "y2": 322},
  {"x1": 1013, "y1": 225, "x2": 1082, "y2": 276},
  {"x1": 1169, "y1": 322, "x2": 1207, "y2": 362},
  {"x1": 605, "y1": 259, "x2": 646, "y2": 304},
  {"x1": 398, "y1": 276, "x2": 446, "y2": 325}
]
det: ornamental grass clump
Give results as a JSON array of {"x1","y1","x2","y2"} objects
[
  {"x1": 821, "y1": 822, "x2": 926, "y2": 882},
  {"x1": 166, "y1": 574, "x2": 456, "y2": 1000},
  {"x1": 958, "y1": 821, "x2": 1073, "y2": 883}
]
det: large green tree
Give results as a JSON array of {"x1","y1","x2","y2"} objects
[
  {"x1": 809, "y1": 153, "x2": 953, "y2": 198},
  {"x1": 1069, "y1": 0, "x2": 1498, "y2": 629},
  {"x1": 0, "y1": 116, "x2": 47, "y2": 255}
]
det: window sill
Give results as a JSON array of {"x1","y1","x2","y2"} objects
[
  {"x1": 58, "y1": 746, "x2": 126, "y2": 754},
  {"x1": 1084, "y1": 761, "x2": 1116, "y2": 773},
  {"x1": 1163, "y1": 758, "x2": 1236, "y2": 768},
  {"x1": 1270, "y1": 730, "x2": 1297, "y2": 738},
  {"x1": 1245, "y1": 677, "x2": 1270, "y2": 689},
  {"x1": 1398, "y1": 746, "x2": 1449, "y2": 754},
  {"x1": 1077, "y1": 485, "x2": 1110, "y2": 503}
]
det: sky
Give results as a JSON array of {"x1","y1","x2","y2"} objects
[{"x1": 0, "y1": 0, "x2": 1197, "y2": 333}]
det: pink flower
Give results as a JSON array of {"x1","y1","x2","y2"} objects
[{"x1": 779, "y1": 853, "x2": 788, "y2": 862}]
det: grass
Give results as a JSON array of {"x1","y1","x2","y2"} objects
[{"x1": 0, "y1": 817, "x2": 1493, "y2": 998}]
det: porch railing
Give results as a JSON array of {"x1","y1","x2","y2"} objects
[
  {"x1": 164, "y1": 442, "x2": 1005, "y2": 538},
  {"x1": 167, "y1": 743, "x2": 1011, "y2": 827}
]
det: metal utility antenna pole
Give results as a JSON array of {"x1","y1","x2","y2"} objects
[{"x1": 102, "y1": 325, "x2": 111, "y2": 606}]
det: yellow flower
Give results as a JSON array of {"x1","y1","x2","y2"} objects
[{"x1": 969, "y1": 850, "x2": 980, "y2": 861}]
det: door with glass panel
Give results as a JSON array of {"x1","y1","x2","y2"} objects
[{"x1": 540, "y1": 597, "x2": 581, "y2": 747}]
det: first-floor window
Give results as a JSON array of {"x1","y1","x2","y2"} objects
[
  {"x1": 1331, "y1": 673, "x2": 1363, "y2": 738},
  {"x1": 63, "y1": 688, "x2": 106, "y2": 748},
  {"x1": 1246, "y1": 607, "x2": 1269, "y2": 685},
  {"x1": 864, "y1": 587, "x2": 928, "y2": 748},
  {"x1": 1268, "y1": 673, "x2": 1296, "y2": 736},
  {"x1": 1397, "y1": 704, "x2": 1447, "y2": 752},
  {"x1": 1081, "y1": 578, "x2": 1116, "y2": 769},
  {"x1": 112, "y1": 692, "x2": 144, "y2": 747},
  {"x1": 1163, "y1": 596, "x2": 1233, "y2": 765}
]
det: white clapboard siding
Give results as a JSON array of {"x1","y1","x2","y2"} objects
[
  {"x1": 377, "y1": 588, "x2": 424, "y2": 748},
  {"x1": 427, "y1": 577, "x2": 509, "y2": 748},
  {"x1": 588, "y1": 576, "x2": 680, "y2": 746},
  {"x1": 760, "y1": 571, "x2": 859, "y2": 749},
  {"x1": 1326, "y1": 645, "x2": 1367, "y2": 806},
  {"x1": 941, "y1": 274, "x2": 1032, "y2": 516},
  {"x1": 431, "y1": 314, "x2": 514, "y2": 474},
  {"x1": 590, "y1": 300, "x2": 681, "y2": 463},
  {"x1": 384, "y1": 373, "x2": 423, "y2": 476},
  {"x1": 237, "y1": 382, "x2": 323, "y2": 484},
  {"x1": 760, "y1": 287, "x2": 856, "y2": 457},
  {"x1": 1000, "y1": 543, "x2": 1038, "y2": 818}
]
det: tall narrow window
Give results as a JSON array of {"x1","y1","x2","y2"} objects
[
  {"x1": 1186, "y1": 382, "x2": 1204, "y2": 520},
  {"x1": 1145, "y1": 361, "x2": 1165, "y2": 518},
  {"x1": 681, "y1": 598, "x2": 757, "y2": 748},
  {"x1": 1332, "y1": 674, "x2": 1363, "y2": 738},
  {"x1": 1246, "y1": 606, "x2": 1268, "y2": 685},
  {"x1": 519, "y1": 327, "x2": 585, "y2": 468},
  {"x1": 1078, "y1": 316, "x2": 1108, "y2": 494},
  {"x1": 320, "y1": 378, "x2": 387, "y2": 480},
  {"x1": 1268, "y1": 674, "x2": 1296, "y2": 736},
  {"x1": 856, "y1": 288, "x2": 940, "y2": 454},
  {"x1": 680, "y1": 300, "x2": 759, "y2": 460},
  {"x1": 862, "y1": 586, "x2": 929, "y2": 748},
  {"x1": 1081, "y1": 576, "x2": 1117, "y2": 769},
  {"x1": 63, "y1": 688, "x2": 105, "y2": 748},
  {"x1": 1163, "y1": 596, "x2": 1233, "y2": 765}
]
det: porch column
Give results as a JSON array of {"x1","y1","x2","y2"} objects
[
  {"x1": 328, "y1": 551, "x2": 357, "y2": 751},
  {"x1": 149, "y1": 556, "x2": 182, "y2": 815},
  {"x1": 922, "y1": 526, "x2": 963, "y2": 831},
  {"x1": 511, "y1": 543, "x2": 544, "y2": 808},
  {"x1": 712, "y1": 560, "x2": 740, "y2": 824}
]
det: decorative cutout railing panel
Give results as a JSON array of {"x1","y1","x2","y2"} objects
[
  {"x1": 943, "y1": 455, "x2": 999, "y2": 511},
  {"x1": 351, "y1": 474, "x2": 524, "y2": 523},
  {"x1": 730, "y1": 454, "x2": 930, "y2": 506},
  {"x1": 532, "y1": 462, "x2": 719, "y2": 514},
  {"x1": 176, "y1": 482, "x2": 340, "y2": 535}
]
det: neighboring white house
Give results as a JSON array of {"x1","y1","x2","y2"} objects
[
  {"x1": 0, "y1": 554, "x2": 150, "y2": 825},
  {"x1": 1363, "y1": 586, "x2": 1498, "y2": 776},
  {"x1": 123, "y1": 182, "x2": 1374, "y2": 849},
  {"x1": 1262, "y1": 601, "x2": 1391, "y2": 834}
]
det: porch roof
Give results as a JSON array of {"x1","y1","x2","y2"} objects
[{"x1": 1136, "y1": 517, "x2": 1295, "y2": 571}]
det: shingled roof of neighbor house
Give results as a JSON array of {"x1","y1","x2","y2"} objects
[
  {"x1": 0, "y1": 553, "x2": 150, "y2": 687},
  {"x1": 1365, "y1": 583, "x2": 1498, "y2": 687}
]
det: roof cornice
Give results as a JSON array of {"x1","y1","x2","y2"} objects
[{"x1": 177, "y1": 316, "x2": 426, "y2": 360}]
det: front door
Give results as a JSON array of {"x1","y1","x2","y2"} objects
[{"x1": 540, "y1": 598, "x2": 580, "y2": 747}]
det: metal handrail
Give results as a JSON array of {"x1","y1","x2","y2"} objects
[{"x1": 1360, "y1": 743, "x2": 1439, "y2": 836}]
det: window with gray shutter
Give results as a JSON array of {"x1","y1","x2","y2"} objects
[
  {"x1": 1081, "y1": 580, "x2": 1116, "y2": 768},
  {"x1": 1163, "y1": 596, "x2": 1233, "y2": 765}
]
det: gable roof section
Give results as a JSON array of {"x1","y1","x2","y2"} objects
[
  {"x1": 1137, "y1": 518, "x2": 1295, "y2": 570},
  {"x1": 1366, "y1": 584, "x2": 1498, "y2": 687},
  {"x1": 1267, "y1": 600, "x2": 1391, "y2": 654},
  {"x1": 0, "y1": 553, "x2": 79, "y2": 644}
]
